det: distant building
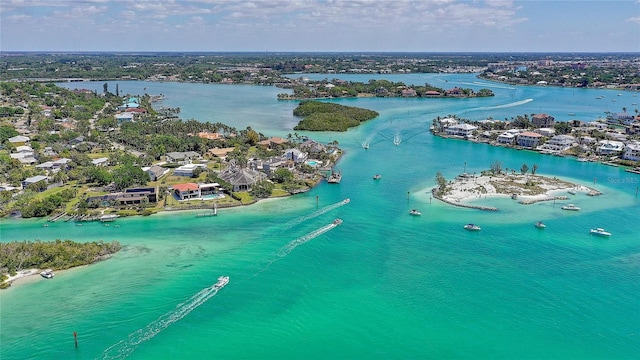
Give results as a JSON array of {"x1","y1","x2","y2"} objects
[
  {"x1": 532, "y1": 114, "x2": 555, "y2": 128},
  {"x1": 623, "y1": 142, "x2": 640, "y2": 161},
  {"x1": 166, "y1": 151, "x2": 202, "y2": 164}
]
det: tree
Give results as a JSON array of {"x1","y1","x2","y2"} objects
[
  {"x1": 531, "y1": 163, "x2": 539, "y2": 175},
  {"x1": 435, "y1": 172, "x2": 447, "y2": 194},
  {"x1": 490, "y1": 160, "x2": 503, "y2": 175},
  {"x1": 520, "y1": 163, "x2": 529, "y2": 174},
  {"x1": 554, "y1": 121, "x2": 572, "y2": 135},
  {"x1": 273, "y1": 168, "x2": 293, "y2": 183}
]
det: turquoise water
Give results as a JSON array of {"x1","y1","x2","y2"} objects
[{"x1": 1, "y1": 75, "x2": 639, "y2": 359}]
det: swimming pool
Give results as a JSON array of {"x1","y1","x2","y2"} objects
[{"x1": 201, "y1": 193, "x2": 225, "y2": 200}]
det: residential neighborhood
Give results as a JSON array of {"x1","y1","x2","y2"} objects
[
  {"x1": 0, "y1": 81, "x2": 343, "y2": 219},
  {"x1": 432, "y1": 110, "x2": 640, "y2": 168}
]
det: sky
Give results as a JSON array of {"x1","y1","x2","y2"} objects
[{"x1": 1, "y1": 0, "x2": 639, "y2": 53}]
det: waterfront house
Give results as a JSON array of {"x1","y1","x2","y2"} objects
[
  {"x1": 445, "y1": 123, "x2": 478, "y2": 137},
  {"x1": 445, "y1": 87, "x2": 465, "y2": 97},
  {"x1": 199, "y1": 183, "x2": 220, "y2": 197},
  {"x1": 623, "y1": 141, "x2": 640, "y2": 161},
  {"x1": 532, "y1": 114, "x2": 555, "y2": 128},
  {"x1": 538, "y1": 134, "x2": 576, "y2": 152},
  {"x1": 607, "y1": 111, "x2": 634, "y2": 125},
  {"x1": 166, "y1": 151, "x2": 202, "y2": 165},
  {"x1": 516, "y1": 132, "x2": 543, "y2": 148},
  {"x1": 401, "y1": 88, "x2": 417, "y2": 97},
  {"x1": 117, "y1": 187, "x2": 158, "y2": 205},
  {"x1": 424, "y1": 90, "x2": 442, "y2": 98},
  {"x1": 172, "y1": 183, "x2": 200, "y2": 200},
  {"x1": 597, "y1": 140, "x2": 625, "y2": 156},
  {"x1": 497, "y1": 132, "x2": 516, "y2": 145}
]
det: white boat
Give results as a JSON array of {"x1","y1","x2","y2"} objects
[
  {"x1": 333, "y1": 218, "x2": 343, "y2": 226},
  {"x1": 409, "y1": 209, "x2": 422, "y2": 216},
  {"x1": 464, "y1": 223, "x2": 481, "y2": 231},
  {"x1": 342, "y1": 198, "x2": 350, "y2": 204},
  {"x1": 535, "y1": 221, "x2": 546, "y2": 229},
  {"x1": 373, "y1": 174, "x2": 382, "y2": 180},
  {"x1": 590, "y1": 228, "x2": 611, "y2": 236},
  {"x1": 561, "y1": 204, "x2": 580, "y2": 211},
  {"x1": 213, "y1": 276, "x2": 229, "y2": 289},
  {"x1": 40, "y1": 269, "x2": 54, "y2": 279},
  {"x1": 568, "y1": 190, "x2": 576, "y2": 195}
]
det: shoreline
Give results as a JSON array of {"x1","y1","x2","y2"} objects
[{"x1": 434, "y1": 173, "x2": 601, "y2": 211}]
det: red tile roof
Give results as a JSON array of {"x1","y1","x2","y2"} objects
[{"x1": 172, "y1": 183, "x2": 199, "y2": 192}]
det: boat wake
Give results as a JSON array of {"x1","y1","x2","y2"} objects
[
  {"x1": 282, "y1": 198, "x2": 349, "y2": 229},
  {"x1": 256, "y1": 219, "x2": 342, "y2": 275},
  {"x1": 100, "y1": 283, "x2": 221, "y2": 360},
  {"x1": 465, "y1": 98, "x2": 533, "y2": 112}
]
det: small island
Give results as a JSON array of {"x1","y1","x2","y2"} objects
[
  {"x1": 0, "y1": 239, "x2": 122, "y2": 289},
  {"x1": 293, "y1": 100, "x2": 379, "y2": 131},
  {"x1": 433, "y1": 162, "x2": 601, "y2": 211}
]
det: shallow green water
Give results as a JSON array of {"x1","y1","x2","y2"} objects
[{"x1": 1, "y1": 75, "x2": 639, "y2": 359}]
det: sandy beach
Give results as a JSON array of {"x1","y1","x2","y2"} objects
[{"x1": 439, "y1": 173, "x2": 597, "y2": 204}]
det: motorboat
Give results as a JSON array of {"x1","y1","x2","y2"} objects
[
  {"x1": 373, "y1": 174, "x2": 382, "y2": 180},
  {"x1": 40, "y1": 269, "x2": 54, "y2": 279},
  {"x1": 333, "y1": 218, "x2": 343, "y2": 226},
  {"x1": 590, "y1": 228, "x2": 611, "y2": 236},
  {"x1": 567, "y1": 190, "x2": 576, "y2": 195},
  {"x1": 213, "y1": 276, "x2": 229, "y2": 289},
  {"x1": 409, "y1": 209, "x2": 422, "y2": 216},
  {"x1": 464, "y1": 224, "x2": 481, "y2": 231},
  {"x1": 535, "y1": 221, "x2": 546, "y2": 228},
  {"x1": 561, "y1": 204, "x2": 580, "y2": 211},
  {"x1": 342, "y1": 198, "x2": 350, "y2": 204}
]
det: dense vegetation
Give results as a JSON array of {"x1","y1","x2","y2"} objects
[
  {"x1": 0, "y1": 239, "x2": 122, "y2": 288},
  {"x1": 293, "y1": 101, "x2": 379, "y2": 131}
]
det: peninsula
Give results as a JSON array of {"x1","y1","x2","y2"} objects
[{"x1": 0, "y1": 239, "x2": 122, "y2": 289}]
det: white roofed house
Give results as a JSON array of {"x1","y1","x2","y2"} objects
[
  {"x1": 91, "y1": 157, "x2": 109, "y2": 167},
  {"x1": 496, "y1": 131, "x2": 516, "y2": 145},
  {"x1": 538, "y1": 134, "x2": 576, "y2": 153},
  {"x1": 622, "y1": 141, "x2": 640, "y2": 161},
  {"x1": 8, "y1": 135, "x2": 30, "y2": 146},
  {"x1": 284, "y1": 148, "x2": 307, "y2": 162},
  {"x1": 445, "y1": 123, "x2": 478, "y2": 137},
  {"x1": 597, "y1": 140, "x2": 625, "y2": 156}
]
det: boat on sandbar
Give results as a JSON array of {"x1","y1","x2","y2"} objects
[
  {"x1": 590, "y1": 228, "x2": 611, "y2": 237},
  {"x1": 561, "y1": 204, "x2": 581, "y2": 211},
  {"x1": 40, "y1": 269, "x2": 55, "y2": 279},
  {"x1": 409, "y1": 209, "x2": 422, "y2": 216},
  {"x1": 534, "y1": 221, "x2": 546, "y2": 228},
  {"x1": 213, "y1": 276, "x2": 229, "y2": 289},
  {"x1": 568, "y1": 189, "x2": 576, "y2": 195},
  {"x1": 464, "y1": 224, "x2": 481, "y2": 231},
  {"x1": 333, "y1": 218, "x2": 343, "y2": 226}
]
